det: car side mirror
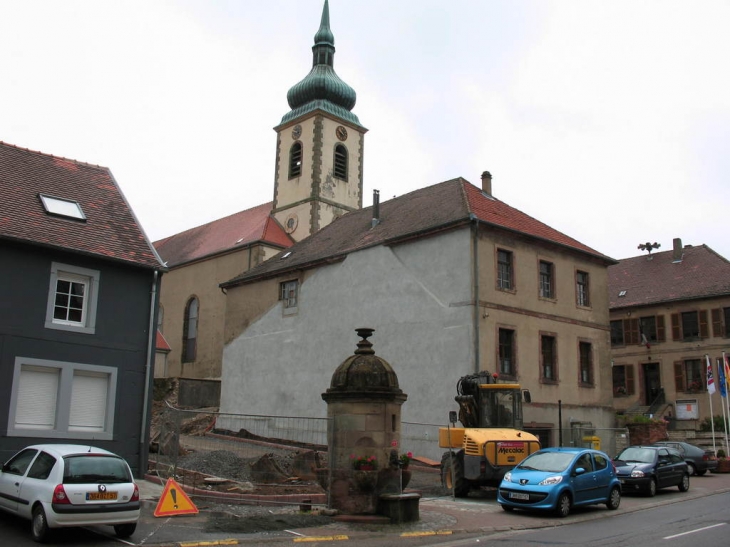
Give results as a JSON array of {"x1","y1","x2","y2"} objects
[{"x1": 574, "y1": 467, "x2": 586, "y2": 476}]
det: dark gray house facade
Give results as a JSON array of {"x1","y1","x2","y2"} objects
[{"x1": 0, "y1": 142, "x2": 165, "y2": 477}]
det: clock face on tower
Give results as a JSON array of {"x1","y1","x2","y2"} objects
[
  {"x1": 285, "y1": 213, "x2": 299, "y2": 234},
  {"x1": 336, "y1": 126, "x2": 348, "y2": 141},
  {"x1": 291, "y1": 125, "x2": 302, "y2": 139}
]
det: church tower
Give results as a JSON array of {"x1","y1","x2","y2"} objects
[{"x1": 272, "y1": 0, "x2": 366, "y2": 242}]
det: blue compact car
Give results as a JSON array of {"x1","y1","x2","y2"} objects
[{"x1": 497, "y1": 447, "x2": 621, "y2": 517}]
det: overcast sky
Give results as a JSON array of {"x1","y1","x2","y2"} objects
[{"x1": 2, "y1": 0, "x2": 728, "y2": 262}]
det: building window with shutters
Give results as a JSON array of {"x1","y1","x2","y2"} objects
[
  {"x1": 182, "y1": 297, "x2": 199, "y2": 363},
  {"x1": 610, "y1": 320, "x2": 625, "y2": 346},
  {"x1": 725, "y1": 308, "x2": 730, "y2": 337},
  {"x1": 675, "y1": 359, "x2": 704, "y2": 392},
  {"x1": 712, "y1": 307, "x2": 730, "y2": 338},
  {"x1": 539, "y1": 260, "x2": 554, "y2": 299},
  {"x1": 578, "y1": 341, "x2": 593, "y2": 386},
  {"x1": 576, "y1": 270, "x2": 590, "y2": 307},
  {"x1": 540, "y1": 334, "x2": 557, "y2": 382},
  {"x1": 498, "y1": 328, "x2": 515, "y2": 377},
  {"x1": 289, "y1": 142, "x2": 303, "y2": 178},
  {"x1": 497, "y1": 249, "x2": 514, "y2": 291},
  {"x1": 333, "y1": 144, "x2": 348, "y2": 180},
  {"x1": 612, "y1": 364, "x2": 634, "y2": 396},
  {"x1": 671, "y1": 310, "x2": 708, "y2": 341},
  {"x1": 7, "y1": 357, "x2": 116, "y2": 440}
]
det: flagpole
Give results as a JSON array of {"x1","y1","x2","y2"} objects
[
  {"x1": 722, "y1": 351, "x2": 730, "y2": 457},
  {"x1": 718, "y1": 357, "x2": 729, "y2": 456},
  {"x1": 706, "y1": 355, "x2": 716, "y2": 455}
]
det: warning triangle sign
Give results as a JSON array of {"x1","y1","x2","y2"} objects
[{"x1": 154, "y1": 478, "x2": 199, "y2": 517}]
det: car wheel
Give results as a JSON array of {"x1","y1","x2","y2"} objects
[
  {"x1": 31, "y1": 505, "x2": 50, "y2": 543},
  {"x1": 501, "y1": 504, "x2": 514, "y2": 512},
  {"x1": 606, "y1": 486, "x2": 621, "y2": 510},
  {"x1": 696, "y1": 469, "x2": 707, "y2": 476},
  {"x1": 441, "y1": 451, "x2": 471, "y2": 498},
  {"x1": 679, "y1": 473, "x2": 690, "y2": 492},
  {"x1": 688, "y1": 463, "x2": 697, "y2": 476},
  {"x1": 114, "y1": 523, "x2": 137, "y2": 538},
  {"x1": 555, "y1": 491, "x2": 571, "y2": 518},
  {"x1": 646, "y1": 478, "x2": 657, "y2": 497}
]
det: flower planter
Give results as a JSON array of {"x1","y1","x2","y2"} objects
[{"x1": 715, "y1": 459, "x2": 730, "y2": 473}]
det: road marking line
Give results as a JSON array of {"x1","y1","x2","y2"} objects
[
  {"x1": 401, "y1": 530, "x2": 454, "y2": 537},
  {"x1": 293, "y1": 535, "x2": 349, "y2": 542},
  {"x1": 663, "y1": 523, "x2": 726, "y2": 539},
  {"x1": 178, "y1": 540, "x2": 239, "y2": 546}
]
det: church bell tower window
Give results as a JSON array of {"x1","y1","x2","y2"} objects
[
  {"x1": 289, "y1": 142, "x2": 303, "y2": 179},
  {"x1": 334, "y1": 144, "x2": 348, "y2": 181}
]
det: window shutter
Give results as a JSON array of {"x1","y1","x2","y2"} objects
[
  {"x1": 624, "y1": 318, "x2": 640, "y2": 345},
  {"x1": 674, "y1": 361, "x2": 685, "y2": 392},
  {"x1": 626, "y1": 365, "x2": 635, "y2": 395},
  {"x1": 671, "y1": 313, "x2": 681, "y2": 341},
  {"x1": 15, "y1": 367, "x2": 59, "y2": 430},
  {"x1": 699, "y1": 310, "x2": 709, "y2": 339},
  {"x1": 656, "y1": 315, "x2": 666, "y2": 342},
  {"x1": 711, "y1": 308, "x2": 723, "y2": 337},
  {"x1": 69, "y1": 372, "x2": 108, "y2": 432}
]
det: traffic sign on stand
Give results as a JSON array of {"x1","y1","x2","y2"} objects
[{"x1": 153, "y1": 478, "x2": 199, "y2": 517}]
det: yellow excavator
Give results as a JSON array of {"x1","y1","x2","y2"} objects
[{"x1": 439, "y1": 371, "x2": 541, "y2": 497}]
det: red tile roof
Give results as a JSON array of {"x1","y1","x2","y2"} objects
[
  {"x1": 156, "y1": 330, "x2": 171, "y2": 352},
  {"x1": 222, "y1": 178, "x2": 614, "y2": 288},
  {"x1": 153, "y1": 202, "x2": 293, "y2": 268},
  {"x1": 608, "y1": 245, "x2": 730, "y2": 309},
  {"x1": 0, "y1": 141, "x2": 163, "y2": 269}
]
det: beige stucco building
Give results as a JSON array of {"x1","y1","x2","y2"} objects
[
  {"x1": 609, "y1": 239, "x2": 730, "y2": 429},
  {"x1": 219, "y1": 175, "x2": 618, "y2": 459}
]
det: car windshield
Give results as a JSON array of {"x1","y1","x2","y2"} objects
[
  {"x1": 517, "y1": 452, "x2": 575, "y2": 472},
  {"x1": 63, "y1": 455, "x2": 131, "y2": 484},
  {"x1": 617, "y1": 447, "x2": 655, "y2": 463}
]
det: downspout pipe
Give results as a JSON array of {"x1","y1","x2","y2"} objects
[
  {"x1": 139, "y1": 270, "x2": 159, "y2": 478},
  {"x1": 470, "y1": 214, "x2": 480, "y2": 374}
]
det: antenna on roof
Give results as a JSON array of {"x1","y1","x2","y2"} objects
[
  {"x1": 371, "y1": 190, "x2": 380, "y2": 228},
  {"x1": 638, "y1": 241, "x2": 660, "y2": 259}
]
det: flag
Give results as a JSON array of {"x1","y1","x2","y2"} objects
[
  {"x1": 724, "y1": 354, "x2": 730, "y2": 391},
  {"x1": 641, "y1": 332, "x2": 650, "y2": 349},
  {"x1": 719, "y1": 358, "x2": 727, "y2": 398},
  {"x1": 706, "y1": 355, "x2": 716, "y2": 395}
]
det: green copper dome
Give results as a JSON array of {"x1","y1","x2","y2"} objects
[{"x1": 281, "y1": 0, "x2": 361, "y2": 127}]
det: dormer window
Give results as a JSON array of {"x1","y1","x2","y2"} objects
[
  {"x1": 39, "y1": 194, "x2": 85, "y2": 221},
  {"x1": 289, "y1": 142, "x2": 303, "y2": 178}
]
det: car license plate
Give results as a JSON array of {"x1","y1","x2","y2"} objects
[
  {"x1": 509, "y1": 492, "x2": 529, "y2": 500},
  {"x1": 86, "y1": 492, "x2": 118, "y2": 501}
]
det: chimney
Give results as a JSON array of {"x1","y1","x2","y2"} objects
[
  {"x1": 672, "y1": 238, "x2": 683, "y2": 262},
  {"x1": 371, "y1": 189, "x2": 380, "y2": 228},
  {"x1": 481, "y1": 171, "x2": 492, "y2": 195}
]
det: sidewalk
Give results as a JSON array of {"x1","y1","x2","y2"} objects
[{"x1": 134, "y1": 470, "x2": 730, "y2": 545}]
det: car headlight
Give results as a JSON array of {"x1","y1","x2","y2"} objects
[
  {"x1": 503, "y1": 471, "x2": 513, "y2": 482},
  {"x1": 539, "y1": 475, "x2": 563, "y2": 486},
  {"x1": 631, "y1": 469, "x2": 645, "y2": 478}
]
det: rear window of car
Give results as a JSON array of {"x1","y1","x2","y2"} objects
[
  {"x1": 594, "y1": 453, "x2": 608, "y2": 470},
  {"x1": 62, "y1": 455, "x2": 131, "y2": 484}
]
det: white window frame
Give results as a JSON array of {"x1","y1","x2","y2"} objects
[
  {"x1": 7, "y1": 357, "x2": 117, "y2": 440},
  {"x1": 45, "y1": 262, "x2": 100, "y2": 334},
  {"x1": 280, "y1": 280, "x2": 299, "y2": 315}
]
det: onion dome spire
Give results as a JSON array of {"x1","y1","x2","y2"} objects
[{"x1": 280, "y1": 0, "x2": 362, "y2": 127}]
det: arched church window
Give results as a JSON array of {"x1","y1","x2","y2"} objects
[
  {"x1": 289, "y1": 142, "x2": 302, "y2": 178},
  {"x1": 334, "y1": 144, "x2": 348, "y2": 181},
  {"x1": 182, "y1": 296, "x2": 198, "y2": 363}
]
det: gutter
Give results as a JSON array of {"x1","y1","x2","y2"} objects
[
  {"x1": 139, "y1": 270, "x2": 159, "y2": 478},
  {"x1": 471, "y1": 214, "x2": 480, "y2": 374}
]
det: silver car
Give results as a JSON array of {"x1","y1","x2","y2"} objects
[{"x1": 0, "y1": 444, "x2": 140, "y2": 542}]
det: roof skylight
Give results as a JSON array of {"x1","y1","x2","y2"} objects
[
  {"x1": 39, "y1": 194, "x2": 86, "y2": 220},
  {"x1": 618, "y1": 290, "x2": 627, "y2": 297}
]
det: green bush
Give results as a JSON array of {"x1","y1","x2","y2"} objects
[
  {"x1": 718, "y1": 449, "x2": 726, "y2": 459},
  {"x1": 699, "y1": 415, "x2": 727, "y2": 432}
]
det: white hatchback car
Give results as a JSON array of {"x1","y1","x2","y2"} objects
[{"x1": 0, "y1": 444, "x2": 140, "y2": 542}]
